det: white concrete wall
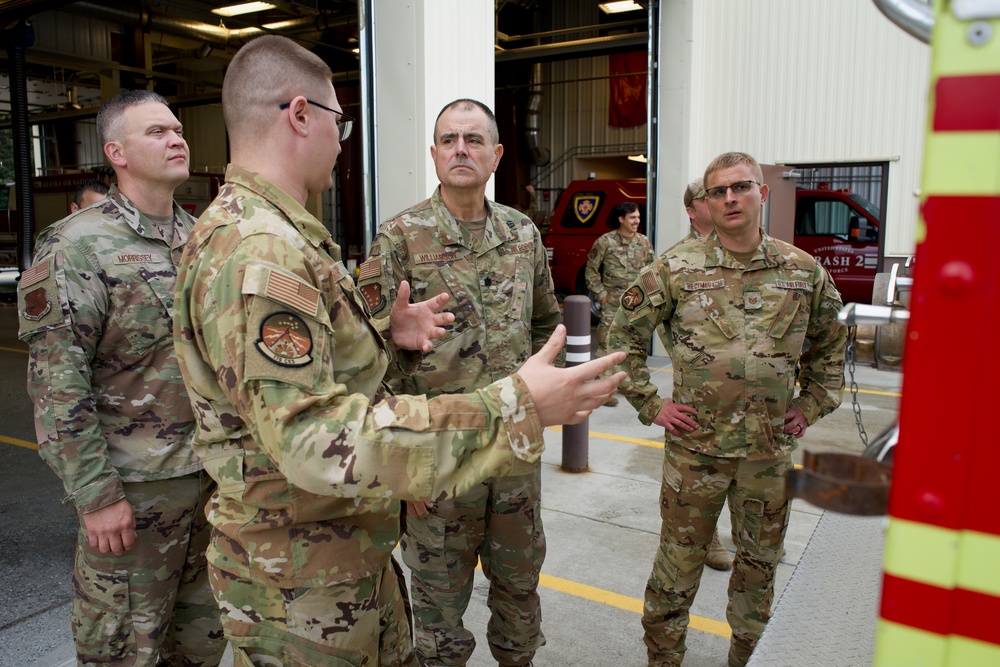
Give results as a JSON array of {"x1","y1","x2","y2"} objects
[
  {"x1": 658, "y1": 0, "x2": 931, "y2": 257},
  {"x1": 371, "y1": 0, "x2": 495, "y2": 224}
]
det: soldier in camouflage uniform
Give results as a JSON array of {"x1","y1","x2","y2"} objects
[
  {"x1": 17, "y1": 90, "x2": 225, "y2": 667},
  {"x1": 608, "y1": 152, "x2": 846, "y2": 667},
  {"x1": 585, "y1": 201, "x2": 654, "y2": 407},
  {"x1": 673, "y1": 177, "x2": 734, "y2": 573},
  {"x1": 172, "y1": 36, "x2": 624, "y2": 667},
  {"x1": 359, "y1": 99, "x2": 560, "y2": 667}
]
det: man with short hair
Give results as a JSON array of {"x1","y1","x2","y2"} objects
[
  {"x1": 70, "y1": 178, "x2": 110, "y2": 212},
  {"x1": 360, "y1": 98, "x2": 559, "y2": 667},
  {"x1": 682, "y1": 177, "x2": 712, "y2": 238},
  {"x1": 609, "y1": 152, "x2": 846, "y2": 667},
  {"x1": 585, "y1": 201, "x2": 654, "y2": 407},
  {"x1": 18, "y1": 90, "x2": 225, "y2": 666},
  {"x1": 172, "y1": 35, "x2": 624, "y2": 666}
]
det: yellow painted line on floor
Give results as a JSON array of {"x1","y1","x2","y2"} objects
[
  {"x1": 538, "y1": 571, "x2": 732, "y2": 638},
  {"x1": 0, "y1": 345, "x2": 27, "y2": 354},
  {"x1": 0, "y1": 434, "x2": 38, "y2": 450},
  {"x1": 474, "y1": 561, "x2": 731, "y2": 639}
]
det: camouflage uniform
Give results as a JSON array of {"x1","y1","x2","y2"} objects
[
  {"x1": 584, "y1": 230, "x2": 654, "y2": 359},
  {"x1": 608, "y1": 231, "x2": 846, "y2": 667},
  {"x1": 17, "y1": 186, "x2": 225, "y2": 667},
  {"x1": 173, "y1": 167, "x2": 549, "y2": 667},
  {"x1": 359, "y1": 187, "x2": 560, "y2": 667}
]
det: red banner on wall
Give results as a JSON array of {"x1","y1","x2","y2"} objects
[{"x1": 609, "y1": 51, "x2": 647, "y2": 128}]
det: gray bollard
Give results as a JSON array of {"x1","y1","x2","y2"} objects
[{"x1": 562, "y1": 295, "x2": 590, "y2": 472}]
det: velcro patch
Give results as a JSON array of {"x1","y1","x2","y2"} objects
[
  {"x1": 682, "y1": 279, "x2": 726, "y2": 291},
  {"x1": 499, "y1": 241, "x2": 535, "y2": 255},
  {"x1": 358, "y1": 258, "x2": 381, "y2": 281},
  {"x1": 19, "y1": 261, "x2": 49, "y2": 288},
  {"x1": 621, "y1": 285, "x2": 645, "y2": 310},
  {"x1": 414, "y1": 251, "x2": 461, "y2": 264},
  {"x1": 114, "y1": 253, "x2": 155, "y2": 264},
  {"x1": 641, "y1": 270, "x2": 659, "y2": 295},
  {"x1": 255, "y1": 312, "x2": 313, "y2": 367},
  {"x1": 360, "y1": 283, "x2": 387, "y2": 314},
  {"x1": 775, "y1": 280, "x2": 810, "y2": 290},
  {"x1": 264, "y1": 271, "x2": 320, "y2": 317},
  {"x1": 22, "y1": 287, "x2": 52, "y2": 321}
]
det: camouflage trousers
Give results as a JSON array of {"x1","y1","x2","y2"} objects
[
  {"x1": 643, "y1": 443, "x2": 792, "y2": 667},
  {"x1": 596, "y1": 286, "x2": 625, "y2": 358},
  {"x1": 401, "y1": 466, "x2": 545, "y2": 667},
  {"x1": 72, "y1": 471, "x2": 225, "y2": 667},
  {"x1": 210, "y1": 556, "x2": 414, "y2": 667}
]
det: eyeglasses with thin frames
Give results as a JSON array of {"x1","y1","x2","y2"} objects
[
  {"x1": 705, "y1": 180, "x2": 759, "y2": 200},
  {"x1": 279, "y1": 99, "x2": 355, "y2": 142}
]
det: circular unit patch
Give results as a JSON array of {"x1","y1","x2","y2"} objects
[
  {"x1": 256, "y1": 311, "x2": 314, "y2": 367},
  {"x1": 621, "y1": 285, "x2": 645, "y2": 310}
]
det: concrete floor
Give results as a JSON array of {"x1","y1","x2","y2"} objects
[{"x1": 0, "y1": 301, "x2": 901, "y2": 667}]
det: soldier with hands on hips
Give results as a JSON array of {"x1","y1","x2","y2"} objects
[
  {"x1": 18, "y1": 90, "x2": 225, "y2": 667},
  {"x1": 172, "y1": 36, "x2": 624, "y2": 667},
  {"x1": 360, "y1": 98, "x2": 559, "y2": 667},
  {"x1": 609, "y1": 152, "x2": 847, "y2": 667}
]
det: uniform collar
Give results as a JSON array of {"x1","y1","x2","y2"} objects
[
  {"x1": 108, "y1": 184, "x2": 192, "y2": 248},
  {"x1": 223, "y1": 164, "x2": 331, "y2": 248},
  {"x1": 704, "y1": 229, "x2": 783, "y2": 270},
  {"x1": 430, "y1": 186, "x2": 512, "y2": 252}
]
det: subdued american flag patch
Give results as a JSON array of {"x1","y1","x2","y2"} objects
[
  {"x1": 20, "y1": 261, "x2": 50, "y2": 288},
  {"x1": 641, "y1": 270, "x2": 658, "y2": 294},
  {"x1": 358, "y1": 258, "x2": 380, "y2": 281},
  {"x1": 264, "y1": 271, "x2": 320, "y2": 316}
]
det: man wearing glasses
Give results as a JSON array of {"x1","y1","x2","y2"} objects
[
  {"x1": 609, "y1": 152, "x2": 846, "y2": 667},
  {"x1": 172, "y1": 37, "x2": 624, "y2": 666},
  {"x1": 359, "y1": 98, "x2": 560, "y2": 667}
]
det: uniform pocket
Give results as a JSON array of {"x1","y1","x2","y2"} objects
[
  {"x1": 767, "y1": 289, "x2": 803, "y2": 339},
  {"x1": 109, "y1": 265, "x2": 175, "y2": 356}
]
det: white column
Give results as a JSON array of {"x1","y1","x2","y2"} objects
[
  {"x1": 370, "y1": 0, "x2": 495, "y2": 228},
  {"x1": 656, "y1": 0, "x2": 698, "y2": 254}
]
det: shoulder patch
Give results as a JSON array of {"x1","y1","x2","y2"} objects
[
  {"x1": 255, "y1": 312, "x2": 313, "y2": 367},
  {"x1": 621, "y1": 285, "x2": 645, "y2": 310},
  {"x1": 358, "y1": 257, "x2": 381, "y2": 281},
  {"x1": 242, "y1": 265, "x2": 321, "y2": 318},
  {"x1": 359, "y1": 283, "x2": 386, "y2": 314},
  {"x1": 641, "y1": 270, "x2": 660, "y2": 295},
  {"x1": 19, "y1": 261, "x2": 49, "y2": 288}
]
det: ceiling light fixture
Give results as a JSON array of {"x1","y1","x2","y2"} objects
[
  {"x1": 212, "y1": 2, "x2": 276, "y2": 17},
  {"x1": 598, "y1": 1, "x2": 644, "y2": 14},
  {"x1": 627, "y1": 154, "x2": 647, "y2": 163},
  {"x1": 262, "y1": 19, "x2": 300, "y2": 30}
]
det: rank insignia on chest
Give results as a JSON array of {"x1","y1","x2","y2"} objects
[
  {"x1": 359, "y1": 283, "x2": 386, "y2": 314},
  {"x1": 621, "y1": 285, "x2": 645, "y2": 310},
  {"x1": 256, "y1": 312, "x2": 313, "y2": 367},
  {"x1": 744, "y1": 291, "x2": 762, "y2": 310},
  {"x1": 22, "y1": 287, "x2": 51, "y2": 321}
]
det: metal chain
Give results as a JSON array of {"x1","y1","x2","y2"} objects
[{"x1": 846, "y1": 326, "x2": 869, "y2": 447}]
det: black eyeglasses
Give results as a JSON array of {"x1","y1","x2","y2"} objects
[
  {"x1": 705, "y1": 180, "x2": 759, "y2": 200},
  {"x1": 279, "y1": 99, "x2": 354, "y2": 141}
]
